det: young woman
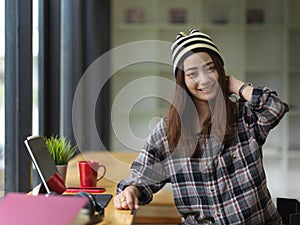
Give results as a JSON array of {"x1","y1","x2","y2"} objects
[{"x1": 113, "y1": 29, "x2": 289, "y2": 224}]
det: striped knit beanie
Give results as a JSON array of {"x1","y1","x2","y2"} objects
[{"x1": 171, "y1": 29, "x2": 224, "y2": 78}]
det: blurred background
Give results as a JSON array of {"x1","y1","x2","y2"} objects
[{"x1": 1, "y1": 0, "x2": 299, "y2": 202}]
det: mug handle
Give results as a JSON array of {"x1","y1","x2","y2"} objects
[{"x1": 97, "y1": 165, "x2": 106, "y2": 181}]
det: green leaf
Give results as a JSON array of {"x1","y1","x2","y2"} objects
[{"x1": 43, "y1": 135, "x2": 77, "y2": 165}]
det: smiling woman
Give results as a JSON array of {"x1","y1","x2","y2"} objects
[{"x1": 114, "y1": 29, "x2": 289, "y2": 224}]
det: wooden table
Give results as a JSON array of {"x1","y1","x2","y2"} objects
[
  {"x1": 66, "y1": 151, "x2": 181, "y2": 225},
  {"x1": 66, "y1": 151, "x2": 135, "y2": 225}
]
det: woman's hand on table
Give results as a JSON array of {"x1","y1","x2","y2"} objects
[{"x1": 114, "y1": 186, "x2": 140, "y2": 210}]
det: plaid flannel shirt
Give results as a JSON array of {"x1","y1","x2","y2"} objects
[{"x1": 117, "y1": 87, "x2": 289, "y2": 225}]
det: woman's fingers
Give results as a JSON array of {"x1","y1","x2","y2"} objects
[
  {"x1": 124, "y1": 191, "x2": 139, "y2": 210},
  {"x1": 114, "y1": 189, "x2": 139, "y2": 210},
  {"x1": 114, "y1": 193, "x2": 127, "y2": 209}
]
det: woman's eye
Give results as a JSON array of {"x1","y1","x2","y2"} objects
[
  {"x1": 206, "y1": 66, "x2": 216, "y2": 73},
  {"x1": 186, "y1": 72, "x2": 197, "y2": 78}
]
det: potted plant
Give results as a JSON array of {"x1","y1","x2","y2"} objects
[{"x1": 44, "y1": 135, "x2": 77, "y2": 181}]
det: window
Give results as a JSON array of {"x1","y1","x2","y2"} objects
[
  {"x1": 2, "y1": 0, "x2": 110, "y2": 195},
  {"x1": 0, "y1": 0, "x2": 5, "y2": 197},
  {"x1": 32, "y1": 0, "x2": 39, "y2": 136},
  {"x1": 4, "y1": 0, "x2": 36, "y2": 194}
]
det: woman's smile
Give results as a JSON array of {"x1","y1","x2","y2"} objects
[{"x1": 198, "y1": 84, "x2": 214, "y2": 93}]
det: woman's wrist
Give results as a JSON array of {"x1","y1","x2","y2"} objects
[
  {"x1": 228, "y1": 76, "x2": 253, "y2": 101},
  {"x1": 239, "y1": 83, "x2": 253, "y2": 100},
  {"x1": 125, "y1": 185, "x2": 141, "y2": 198}
]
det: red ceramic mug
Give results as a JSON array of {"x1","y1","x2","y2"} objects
[{"x1": 78, "y1": 161, "x2": 106, "y2": 188}]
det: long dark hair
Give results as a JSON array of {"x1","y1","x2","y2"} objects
[{"x1": 167, "y1": 52, "x2": 237, "y2": 153}]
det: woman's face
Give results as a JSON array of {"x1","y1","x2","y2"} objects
[{"x1": 183, "y1": 52, "x2": 219, "y2": 102}]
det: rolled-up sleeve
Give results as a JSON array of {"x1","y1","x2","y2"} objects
[{"x1": 243, "y1": 86, "x2": 289, "y2": 145}]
